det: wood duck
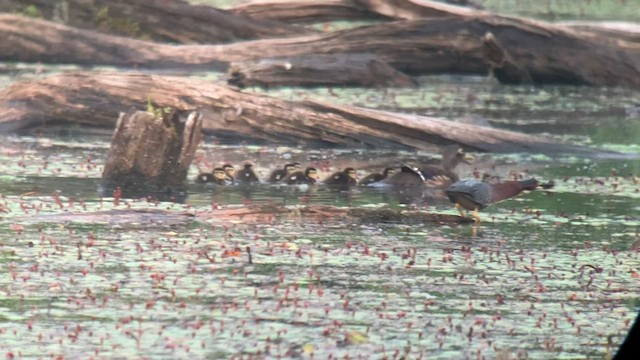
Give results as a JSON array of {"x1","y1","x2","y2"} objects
[
  {"x1": 210, "y1": 167, "x2": 230, "y2": 186},
  {"x1": 358, "y1": 167, "x2": 396, "y2": 186},
  {"x1": 380, "y1": 165, "x2": 426, "y2": 188},
  {"x1": 222, "y1": 164, "x2": 236, "y2": 185},
  {"x1": 268, "y1": 163, "x2": 297, "y2": 183},
  {"x1": 446, "y1": 178, "x2": 550, "y2": 222},
  {"x1": 323, "y1": 167, "x2": 358, "y2": 187},
  {"x1": 383, "y1": 145, "x2": 473, "y2": 188},
  {"x1": 421, "y1": 145, "x2": 474, "y2": 185},
  {"x1": 283, "y1": 167, "x2": 319, "y2": 185},
  {"x1": 236, "y1": 163, "x2": 260, "y2": 184}
]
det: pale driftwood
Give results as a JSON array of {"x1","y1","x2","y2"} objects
[
  {"x1": 1, "y1": 14, "x2": 639, "y2": 87},
  {"x1": 0, "y1": 0, "x2": 310, "y2": 44},
  {"x1": 228, "y1": 54, "x2": 417, "y2": 88},
  {"x1": 0, "y1": 71, "x2": 608, "y2": 154},
  {"x1": 102, "y1": 108, "x2": 203, "y2": 193}
]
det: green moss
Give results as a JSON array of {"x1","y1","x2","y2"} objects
[
  {"x1": 94, "y1": 6, "x2": 141, "y2": 38},
  {"x1": 19, "y1": 5, "x2": 42, "y2": 18}
]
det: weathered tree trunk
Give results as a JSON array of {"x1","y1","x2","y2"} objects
[
  {"x1": 228, "y1": 54, "x2": 417, "y2": 88},
  {"x1": 1, "y1": 13, "x2": 639, "y2": 87},
  {"x1": 0, "y1": 72, "x2": 609, "y2": 155},
  {"x1": 102, "y1": 108, "x2": 203, "y2": 195},
  {"x1": 0, "y1": 0, "x2": 311, "y2": 43}
]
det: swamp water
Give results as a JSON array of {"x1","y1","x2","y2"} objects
[{"x1": 0, "y1": 70, "x2": 638, "y2": 358}]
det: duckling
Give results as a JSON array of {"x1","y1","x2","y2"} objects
[
  {"x1": 195, "y1": 172, "x2": 214, "y2": 184},
  {"x1": 323, "y1": 167, "x2": 358, "y2": 187},
  {"x1": 268, "y1": 163, "x2": 296, "y2": 183},
  {"x1": 358, "y1": 167, "x2": 396, "y2": 186},
  {"x1": 236, "y1": 163, "x2": 260, "y2": 185},
  {"x1": 211, "y1": 167, "x2": 230, "y2": 186},
  {"x1": 222, "y1": 164, "x2": 236, "y2": 185},
  {"x1": 283, "y1": 167, "x2": 319, "y2": 185}
]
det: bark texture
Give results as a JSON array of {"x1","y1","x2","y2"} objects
[
  {"x1": 0, "y1": 0, "x2": 310, "y2": 43},
  {"x1": 228, "y1": 54, "x2": 417, "y2": 88},
  {"x1": 1, "y1": 13, "x2": 639, "y2": 86},
  {"x1": 0, "y1": 71, "x2": 607, "y2": 155}
]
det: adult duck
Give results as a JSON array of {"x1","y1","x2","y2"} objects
[{"x1": 446, "y1": 178, "x2": 554, "y2": 222}]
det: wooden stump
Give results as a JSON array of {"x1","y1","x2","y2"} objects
[{"x1": 102, "y1": 108, "x2": 203, "y2": 196}]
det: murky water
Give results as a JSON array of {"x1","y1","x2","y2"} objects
[
  {"x1": 1, "y1": 0, "x2": 640, "y2": 356},
  {"x1": 0, "y1": 71, "x2": 638, "y2": 358}
]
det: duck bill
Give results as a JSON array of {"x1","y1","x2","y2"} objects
[{"x1": 462, "y1": 154, "x2": 475, "y2": 165}]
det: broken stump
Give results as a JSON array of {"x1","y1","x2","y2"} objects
[{"x1": 102, "y1": 108, "x2": 203, "y2": 197}]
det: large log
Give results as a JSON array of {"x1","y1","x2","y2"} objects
[
  {"x1": 0, "y1": 71, "x2": 609, "y2": 155},
  {"x1": 0, "y1": 0, "x2": 310, "y2": 43},
  {"x1": 228, "y1": 54, "x2": 417, "y2": 88},
  {"x1": 102, "y1": 108, "x2": 203, "y2": 194},
  {"x1": 1, "y1": 14, "x2": 639, "y2": 87}
]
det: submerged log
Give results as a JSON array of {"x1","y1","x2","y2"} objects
[
  {"x1": 0, "y1": 0, "x2": 309, "y2": 43},
  {"x1": 197, "y1": 204, "x2": 471, "y2": 225},
  {"x1": 102, "y1": 108, "x2": 203, "y2": 194},
  {"x1": 13, "y1": 204, "x2": 472, "y2": 226},
  {"x1": 1, "y1": 13, "x2": 639, "y2": 87},
  {"x1": 228, "y1": 54, "x2": 417, "y2": 88},
  {"x1": 0, "y1": 71, "x2": 608, "y2": 155}
]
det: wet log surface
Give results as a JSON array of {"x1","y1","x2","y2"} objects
[
  {"x1": 228, "y1": 54, "x2": 417, "y2": 88},
  {"x1": 0, "y1": 71, "x2": 610, "y2": 155},
  {"x1": 102, "y1": 109, "x2": 203, "y2": 193},
  {"x1": 0, "y1": 0, "x2": 309, "y2": 43},
  {"x1": 1, "y1": 12, "x2": 638, "y2": 87},
  {"x1": 16, "y1": 205, "x2": 471, "y2": 226}
]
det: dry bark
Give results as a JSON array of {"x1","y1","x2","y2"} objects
[
  {"x1": 0, "y1": 0, "x2": 310, "y2": 43},
  {"x1": 228, "y1": 54, "x2": 417, "y2": 88},
  {"x1": 0, "y1": 71, "x2": 607, "y2": 155},
  {"x1": 2, "y1": 13, "x2": 639, "y2": 87},
  {"x1": 102, "y1": 109, "x2": 203, "y2": 193}
]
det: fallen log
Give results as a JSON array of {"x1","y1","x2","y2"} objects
[
  {"x1": 0, "y1": 71, "x2": 609, "y2": 154},
  {"x1": 228, "y1": 54, "x2": 417, "y2": 88},
  {"x1": 0, "y1": 0, "x2": 310, "y2": 43},
  {"x1": 230, "y1": 0, "x2": 482, "y2": 23},
  {"x1": 102, "y1": 108, "x2": 203, "y2": 194},
  {"x1": 2, "y1": 13, "x2": 639, "y2": 87}
]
